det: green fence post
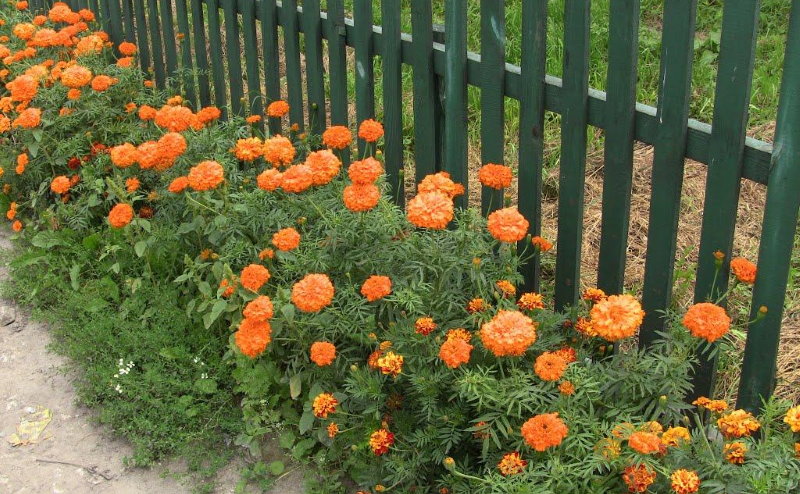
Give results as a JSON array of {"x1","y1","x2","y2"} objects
[
  {"x1": 158, "y1": 0, "x2": 179, "y2": 81},
  {"x1": 281, "y1": 0, "x2": 305, "y2": 132},
  {"x1": 382, "y1": 0, "x2": 404, "y2": 206},
  {"x1": 241, "y1": 0, "x2": 263, "y2": 125},
  {"x1": 303, "y1": 0, "x2": 326, "y2": 136},
  {"x1": 410, "y1": 0, "x2": 438, "y2": 182},
  {"x1": 147, "y1": 0, "x2": 166, "y2": 87},
  {"x1": 132, "y1": 0, "x2": 151, "y2": 75},
  {"x1": 205, "y1": 0, "x2": 229, "y2": 117},
  {"x1": 175, "y1": 0, "x2": 197, "y2": 108},
  {"x1": 353, "y1": 0, "x2": 375, "y2": 155},
  {"x1": 259, "y1": 0, "x2": 283, "y2": 136},
  {"x1": 190, "y1": 0, "x2": 211, "y2": 107},
  {"x1": 443, "y1": 0, "x2": 468, "y2": 209},
  {"x1": 479, "y1": 0, "x2": 505, "y2": 216},
  {"x1": 221, "y1": 0, "x2": 244, "y2": 116},
  {"x1": 326, "y1": 0, "x2": 349, "y2": 163}
]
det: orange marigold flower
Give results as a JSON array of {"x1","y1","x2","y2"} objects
[
  {"x1": 407, "y1": 191, "x2": 453, "y2": 229},
  {"x1": 187, "y1": 160, "x2": 224, "y2": 191},
  {"x1": 661, "y1": 427, "x2": 691, "y2": 447},
  {"x1": 417, "y1": 171, "x2": 464, "y2": 199},
  {"x1": 12, "y1": 107, "x2": 41, "y2": 128},
  {"x1": 154, "y1": 104, "x2": 196, "y2": 132},
  {"x1": 280, "y1": 164, "x2": 314, "y2": 193},
  {"x1": 219, "y1": 278, "x2": 236, "y2": 297},
  {"x1": 157, "y1": 132, "x2": 186, "y2": 166},
  {"x1": 116, "y1": 56, "x2": 133, "y2": 68},
  {"x1": 110, "y1": 143, "x2": 137, "y2": 168},
  {"x1": 495, "y1": 280, "x2": 516, "y2": 297},
  {"x1": 628, "y1": 431, "x2": 662, "y2": 454},
  {"x1": 263, "y1": 135, "x2": 295, "y2": 166},
  {"x1": 478, "y1": 163, "x2": 513, "y2": 190},
  {"x1": 534, "y1": 352, "x2": 567, "y2": 382},
  {"x1": 133, "y1": 141, "x2": 161, "y2": 170},
  {"x1": 90, "y1": 74, "x2": 115, "y2": 91},
  {"x1": 415, "y1": 317, "x2": 437, "y2": 336},
  {"x1": 554, "y1": 346, "x2": 577, "y2": 363},
  {"x1": 166, "y1": 95, "x2": 183, "y2": 106},
  {"x1": 12, "y1": 23, "x2": 36, "y2": 41},
  {"x1": 138, "y1": 104, "x2": 157, "y2": 120},
  {"x1": 589, "y1": 294, "x2": 645, "y2": 342},
  {"x1": 322, "y1": 125, "x2": 352, "y2": 149},
  {"x1": 488, "y1": 207, "x2": 529, "y2": 242},
  {"x1": 196, "y1": 106, "x2": 221, "y2": 124},
  {"x1": 369, "y1": 428, "x2": 394, "y2": 455},
  {"x1": 343, "y1": 183, "x2": 380, "y2": 212},
  {"x1": 257, "y1": 168, "x2": 283, "y2": 191},
  {"x1": 785, "y1": 405, "x2": 800, "y2": 432},
  {"x1": 717, "y1": 410, "x2": 760, "y2": 439},
  {"x1": 118, "y1": 41, "x2": 137, "y2": 55},
  {"x1": 17, "y1": 1, "x2": 29, "y2": 10},
  {"x1": 258, "y1": 248, "x2": 274, "y2": 260},
  {"x1": 125, "y1": 177, "x2": 140, "y2": 192},
  {"x1": 358, "y1": 119, "x2": 384, "y2": 142},
  {"x1": 497, "y1": 452, "x2": 527, "y2": 476},
  {"x1": 15, "y1": 153, "x2": 28, "y2": 175},
  {"x1": 521, "y1": 413, "x2": 568, "y2": 452},
  {"x1": 305, "y1": 149, "x2": 341, "y2": 186},
  {"x1": 558, "y1": 380, "x2": 575, "y2": 395},
  {"x1": 6, "y1": 203, "x2": 17, "y2": 221},
  {"x1": 245, "y1": 115, "x2": 261, "y2": 124},
  {"x1": 310, "y1": 341, "x2": 336, "y2": 366},
  {"x1": 240, "y1": 264, "x2": 270, "y2": 292},
  {"x1": 377, "y1": 351, "x2": 404, "y2": 377},
  {"x1": 11, "y1": 220, "x2": 22, "y2": 232},
  {"x1": 622, "y1": 464, "x2": 657, "y2": 493},
  {"x1": 348, "y1": 157, "x2": 383, "y2": 185},
  {"x1": 271, "y1": 227, "x2": 301, "y2": 251},
  {"x1": 7, "y1": 74, "x2": 38, "y2": 102},
  {"x1": 327, "y1": 422, "x2": 339, "y2": 438},
  {"x1": 168, "y1": 176, "x2": 189, "y2": 193},
  {"x1": 480, "y1": 310, "x2": 537, "y2": 357},
  {"x1": 683, "y1": 302, "x2": 730, "y2": 343},
  {"x1": 312, "y1": 393, "x2": 338, "y2": 418},
  {"x1": 693, "y1": 396, "x2": 729, "y2": 414},
  {"x1": 243, "y1": 296, "x2": 274, "y2": 321},
  {"x1": 233, "y1": 137, "x2": 263, "y2": 161},
  {"x1": 108, "y1": 203, "x2": 134, "y2": 228},
  {"x1": 467, "y1": 298, "x2": 486, "y2": 313},
  {"x1": 361, "y1": 275, "x2": 392, "y2": 302},
  {"x1": 292, "y1": 273, "x2": 335, "y2": 312},
  {"x1": 266, "y1": 100, "x2": 289, "y2": 118},
  {"x1": 730, "y1": 257, "x2": 757, "y2": 284},
  {"x1": 583, "y1": 287, "x2": 607, "y2": 302},
  {"x1": 439, "y1": 337, "x2": 472, "y2": 369},
  {"x1": 50, "y1": 175, "x2": 70, "y2": 195},
  {"x1": 670, "y1": 469, "x2": 700, "y2": 494},
  {"x1": 235, "y1": 318, "x2": 272, "y2": 358},
  {"x1": 60, "y1": 65, "x2": 92, "y2": 88},
  {"x1": 517, "y1": 292, "x2": 544, "y2": 311},
  {"x1": 0, "y1": 115, "x2": 9, "y2": 133},
  {"x1": 446, "y1": 328, "x2": 472, "y2": 342},
  {"x1": 724, "y1": 441, "x2": 747, "y2": 465}
]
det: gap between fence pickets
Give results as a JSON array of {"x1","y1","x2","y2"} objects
[{"x1": 267, "y1": 0, "x2": 773, "y2": 184}]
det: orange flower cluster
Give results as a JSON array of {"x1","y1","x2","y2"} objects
[
  {"x1": 487, "y1": 207, "x2": 529, "y2": 243},
  {"x1": 310, "y1": 341, "x2": 336, "y2": 366},
  {"x1": 785, "y1": 405, "x2": 800, "y2": 432},
  {"x1": 240, "y1": 264, "x2": 270, "y2": 292},
  {"x1": 243, "y1": 296, "x2": 274, "y2": 321},
  {"x1": 327, "y1": 422, "x2": 339, "y2": 438},
  {"x1": 125, "y1": 177, "x2": 139, "y2": 192},
  {"x1": 717, "y1": 410, "x2": 760, "y2": 438},
  {"x1": 377, "y1": 351, "x2": 403, "y2": 377},
  {"x1": 583, "y1": 287, "x2": 607, "y2": 302},
  {"x1": 517, "y1": 292, "x2": 544, "y2": 311},
  {"x1": 118, "y1": 41, "x2": 137, "y2": 56},
  {"x1": 343, "y1": 182, "x2": 380, "y2": 212},
  {"x1": 168, "y1": 176, "x2": 189, "y2": 193},
  {"x1": 152, "y1": 104, "x2": 198, "y2": 132},
  {"x1": 291, "y1": 273, "x2": 334, "y2": 312},
  {"x1": 417, "y1": 171, "x2": 464, "y2": 199},
  {"x1": 467, "y1": 298, "x2": 486, "y2": 313},
  {"x1": 439, "y1": 337, "x2": 472, "y2": 369},
  {"x1": 6, "y1": 74, "x2": 38, "y2": 102},
  {"x1": 107, "y1": 203, "x2": 133, "y2": 228},
  {"x1": 661, "y1": 426, "x2": 690, "y2": 448},
  {"x1": 348, "y1": 157, "x2": 383, "y2": 185},
  {"x1": 233, "y1": 137, "x2": 263, "y2": 161},
  {"x1": 692, "y1": 396, "x2": 728, "y2": 413},
  {"x1": 322, "y1": 125, "x2": 352, "y2": 149},
  {"x1": 414, "y1": 317, "x2": 436, "y2": 336},
  {"x1": 358, "y1": 119, "x2": 384, "y2": 142},
  {"x1": 60, "y1": 65, "x2": 92, "y2": 88},
  {"x1": 272, "y1": 227, "x2": 301, "y2": 251},
  {"x1": 670, "y1": 469, "x2": 700, "y2": 494},
  {"x1": 305, "y1": 149, "x2": 341, "y2": 186},
  {"x1": 280, "y1": 164, "x2": 313, "y2": 193},
  {"x1": 534, "y1": 352, "x2": 567, "y2": 381},
  {"x1": 521, "y1": 413, "x2": 568, "y2": 451},
  {"x1": 729, "y1": 257, "x2": 758, "y2": 283},
  {"x1": 589, "y1": 294, "x2": 645, "y2": 342},
  {"x1": 478, "y1": 163, "x2": 513, "y2": 190},
  {"x1": 622, "y1": 464, "x2": 656, "y2": 493},
  {"x1": 187, "y1": 160, "x2": 224, "y2": 191},
  {"x1": 50, "y1": 175, "x2": 70, "y2": 194},
  {"x1": 495, "y1": 280, "x2": 516, "y2": 297},
  {"x1": 497, "y1": 452, "x2": 527, "y2": 476},
  {"x1": 361, "y1": 275, "x2": 392, "y2": 302},
  {"x1": 234, "y1": 317, "x2": 272, "y2": 358},
  {"x1": 312, "y1": 393, "x2": 338, "y2": 418},
  {"x1": 407, "y1": 190, "x2": 453, "y2": 230},
  {"x1": 627, "y1": 431, "x2": 662, "y2": 454},
  {"x1": 683, "y1": 302, "x2": 730, "y2": 343},
  {"x1": 558, "y1": 381, "x2": 575, "y2": 395},
  {"x1": 480, "y1": 310, "x2": 537, "y2": 357},
  {"x1": 446, "y1": 328, "x2": 472, "y2": 343},
  {"x1": 263, "y1": 135, "x2": 295, "y2": 166},
  {"x1": 266, "y1": 100, "x2": 289, "y2": 118},
  {"x1": 369, "y1": 428, "x2": 394, "y2": 455},
  {"x1": 724, "y1": 441, "x2": 747, "y2": 465},
  {"x1": 531, "y1": 235, "x2": 553, "y2": 252}
]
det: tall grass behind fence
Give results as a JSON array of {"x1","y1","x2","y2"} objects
[{"x1": 31, "y1": 0, "x2": 800, "y2": 412}]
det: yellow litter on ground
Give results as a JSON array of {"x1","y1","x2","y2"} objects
[{"x1": 7, "y1": 407, "x2": 52, "y2": 446}]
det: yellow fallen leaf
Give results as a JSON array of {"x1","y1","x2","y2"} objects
[{"x1": 7, "y1": 406, "x2": 52, "y2": 446}]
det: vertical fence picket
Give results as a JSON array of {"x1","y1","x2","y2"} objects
[
  {"x1": 738, "y1": 0, "x2": 800, "y2": 412},
  {"x1": 639, "y1": 0, "x2": 699, "y2": 347},
  {"x1": 241, "y1": 0, "x2": 263, "y2": 124},
  {"x1": 411, "y1": 0, "x2": 438, "y2": 181},
  {"x1": 382, "y1": 0, "x2": 403, "y2": 206},
  {"x1": 205, "y1": 0, "x2": 229, "y2": 117},
  {"x1": 444, "y1": 0, "x2": 468, "y2": 209},
  {"x1": 221, "y1": 0, "x2": 244, "y2": 116},
  {"x1": 175, "y1": 0, "x2": 197, "y2": 108},
  {"x1": 105, "y1": 0, "x2": 123, "y2": 49},
  {"x1": 354, "y1": 0, "x2": 375, "y2": 155},
  {"x1": 281, "y1": 0, "x2": 305, "y2": 132},
  {"x1": 147, "y1": 0, "x2": 166, "y2": 87},
  {"x1": 303, "y1": 0, "x2": 326, "y2": 135},
  {"x1": 158, "y1": 0, "x2": 179, "y2": 83},
  {"x1": 326, "y1": 0, "x2": 349, "y2": 163},
  {"x1": 90, "y1": 0, "x2": 99, "y2": 15},
  {"x1": 518, "y1": 0, "x2": 547, "y2": 293},
  {"x1": 554, "y1": 0, "x2": 591, "y2": 311},
  {"x1": 480, "y1": 0, "x2": 505, "y2": 215},
  {"x1": 99, "y1": 0, "x2": 111, "y2": 35},
  {"x1": 259, "y1": 0, "x2": 282, "y2": 135},
  {"x1": 132, "y1": 0, "x2": 151, "y2": 74},
  {"x1": 597, "y1": 0, "x2": 640, "y2": 295},
  {"x1": 190, "y1": 0, "x2": 211, "y2": 107},
  {"x1": 690, "y1": 1, "x2": 762, "y2": 400},
  {"x1": 121, "y1": 0, "x2": 135, "y2": 43}
]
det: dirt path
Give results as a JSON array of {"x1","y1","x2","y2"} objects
[{"x1": 0, "y1": 231, "x2": 304, "y2": 494}]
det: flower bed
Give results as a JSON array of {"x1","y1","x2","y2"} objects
[{"x1": 1, "y1": 2, "x2": 800, "y2": 492}]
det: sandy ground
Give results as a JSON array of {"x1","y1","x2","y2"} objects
[{"x1": 0, "y1": 230, "x2": 305, "y2": 494}]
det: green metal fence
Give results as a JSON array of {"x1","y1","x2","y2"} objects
[{"x1": 33, "y1": 0, "x2": 800, "y2": 412}]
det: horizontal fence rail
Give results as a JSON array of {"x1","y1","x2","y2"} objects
[{"x1": 39, "y1": 0, "x2": 800, "y2": 412}]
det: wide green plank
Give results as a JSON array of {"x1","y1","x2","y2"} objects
[
  {"x1": 281, "y1": 0, "x2": 304, "y2": 132},
  {"x1": 99, "y1": 0, "x2": 111, "y2": 34},
  {"x1": 132, "y1": 0, "x2": 151, "y2": 73},
  {"x1": 190, "y1": 0, "x2": 211, "y2": 107},
  {"x1": 411, "y1": 0, "x2": 438, "y2": 182},
  {"x1": 353, "y1": 0, "x2": 374, "y2": 155},
  {"x1": 158, "y1": 0, "x2": 179, "y2": 81},
  {"x1": 518, "y1": 0, "x2": 547, "y2": 294},
  {"x1": 303, "y1": 0, "x2": 326, "y2": 135},
  {"x1": 554, "y1": 0, "x2": 590, "y2": 311},
  {"x1": 175, "y1": 0, "x2": 197, "y2": 108},
  {"x1": 690, "y1": 0, "x2": 762, "y2": 400},
  {"x1": 480, "y1": 0, "x2": 505, "y2": 216},
  {"x1": 639, "y1": 0, "x2": 699, "y2": 347},
  {"x1": 121, "y1": 0, "x2": 135, "y2": 43},
  {"x1": 90, "y1": 0, "x2": 100, "y2": 14},
  {"x1": 325, "y1": 0, "x2": 349, "y2": 163},
  {"x1": 597, "y1": 0, "x2": 640, "y2": 295},
  {"x1": 382, "y1": 0, "x2": 403, "y2": 206},
  {"x1": 241, "y1": 0, "x2": 263, "y2": 125},
  {"x1": 259, "y1": 0, "x2": 283, "y2": 135},
  {"x1": 443, "y1": 0, "x2": 468, "y2": 209},
  {"x1": 205, "y1": 0, "x2": 228, "y2": 116},
  {"x1": 146, "y1": 0, "x2": 165, "y2": 87},
  {"x1": 221, "y1": 0, "x2": 244, "y2": 116},
  {"x1": 738, "y1": 0, "x2": 800, "y2": 412}
]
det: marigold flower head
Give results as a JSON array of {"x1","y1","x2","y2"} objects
[
  {"x1": 305, "y1": 149, "x2": 341, "y2": 186},
  {"x1": 266, "y1": 100, "x2": 289, "y2": 118},
  {"x1": 154, "y1": 104, "x2": 196, "y2": 132},
  {"x1": 361, "y1": 275, "x2": 392, "y2": 302},
  {"x1": 622, "y1": 464, "x2": 657, "y2": 493},
  {"x1": 138, "y1": 104, "x2": 157, "y2": 120},
  {"x1": 583, "y1": 287, "x2": 607, "y2": 302},
  {"x1": 358, "y1": 119, "x2": 384, "y2": 142},
  {"x1": 256, "y1": 168, "x2": 282, "y2": 191},
  {"x1": 785, "y1": 405, "x2": 800, "y2": 432},
  {"x1": 15, "y1": 153, "x2": 28, "y2": 175},
  {"x1": 312, "y1": 393, "x2": 338, "y2": 418},
  {"x1": 439, "y1": 337, "x2": 472, "y2": 369},
  {"x1": 369, "y1": 428, "x2": 394, "y2": 455},
  {"x1": 235, "y1": 318, "x2": 272, "y2": 358},
  {"x1": 125, "y1": 177, "x2": 140, "y2": 193},
  {"x1": 263, "y1": 135, "x2": 295, "y2": 166},
  {"x1": 11, "y1": 107, "x2": 41, "y2": 128},
  {"x1": 589, "y1": 294, "x2": 645, "y2": 342},
  {"x1": 729, "y1": 257, "x2": 757, "y2": 284},
  {"x1": 724, "y1": 441, "x2": 747, "y2": 465},
  {"x1": 90, "y1": 74, "x2": 115, "y2": 91},
  {"x1": 117, "y1": 56, "x2": 134, "y2": 68},
  {"x1": 168, "y1": 176, "x2": 189, "y2": 193},
  {"x1": 343, "y1": 183, "x2": 381, "y2": 212},
  {"x1": 109, "y1": 143, "x2": 137, "y2": 168},
  {"x1": 417, "y1": 171, "x2": 464, "y2": 199},
  {"x1": 467, "y1": 298, "x2": 486, "y2": 313},
  {"x1": 594, "y1": 438, "x2": 621, "y2": 460},
  {"x1": 280, "y1": 164, "x2": 314, "y2": 193},
  {"x1": 683, "y1": 303, "x2": 730, "y2": 343},
  {"x1": 348, "y1": 157, "x2": 383, "y2": 185},
  {"x1": 12, "y1": 23, "x2": 36, "y2": 41},
  {"x1": 627, "y1": 431, "x2": 661, "y2": 454},
  {"x1": 11, "y1": 220, "x2": 22, "y2": 232},
  {"x1": 322, "y1": 125, "x2": 352, "y2": 149},
  {"x1": 310, "y1": 341, "x2": 336, "y2": 366},
  {"x1": 243, "y1": 296, "x2": 274, "y2": 321},
  {"x1": 157, "y1": 132, "x2": 186, "y2": 163},
  {"x1": 717, "y1": 410, "x2": 760, "y2": 438},
  {"x1": 219, "y1": 278, "x2": 236, "y2": 297},
  {"x1": 240, "y1": 264, "x2": 270, "y2": 292},
  {"x1": 497, "y1": 452, "x2": 527, "y2": 476},
  {"x1": 661, "y1": 426, "x2": 691, "y2": 447},
  {"x1": 292, "y1": 273, "x2": 334, "y2": 312},
  {"x1": 50, "y1": 175, "x2": 70, "y2": 195},
  {"x1": 245, "y1": 115, "x2": 261, "y2": 124},
  {"x1": 414, "y1": 317, "x2": 437, "y2": 336},
  {"x1": 517, "y1": 292, "x2": 544, "y2": 311},
  {"x1": 478, "y1": 163, "x2": 513, "y2": 190},
  {"x1": 233, "y1": 137, "x2": 263, "y2": 161},
  {"x1": 327, "y1": 422, "x2": 339, "y2": 438},
  {"x1": 272, "y1": 227, "x2": 301, "y2": 251},
  {"x1": 534, "y1": 352, "x2": 568, "y2": 381},
  {"x1": 6, "y1": 74, "x2": 38, "y2": 102},
  {"x1": 692, "y1": 396, "x2": 729, "y2": 413},
  {"x1": 495, "y1": 280, "x2": 516, "y2": 297},
  {"x1": 521, "y1": 413, "x2": 568, "y2": 452},
  {"x1": 258, "y1": 248, "x2": 274, "y2": 260},
  {"x1": 74, "y1": 34, "x2": 104, "y2": 56},
  {"x1": 446, "y1": 328, "x2": 472, "y2": 342},
  {"x1": 558, "y1": 380, "x2": 575, "y2": 395},
  {"x1": 480, "y1": 310, "x2": 537, "y2": 357},
  {"x1": 407, "y1": 191, "x2": 453, "y2": 229},
  {"x1": 670, "y1": 469, "x2": 700, "y2": 494},
  {"x1": 377, "y1": 351, "x2": 403, "y2": 377},
  {"x1": 118, "y1": 41, "x2": 136, "y2": 55},
  {"x1": 196, "y1": 106, "x2": 221, "y2": 124},
  {"x1": 107, "y1": 203, "x2": 134, "y2": 228},
  {"x1": 487, "y1": 207, "x2": 529, "y2": 243},
  {"x1": 187, "y1": 160, "x2": 224, "y2": 191},
  {"x1": 60, "y1": 65, "x2": 92, "y2": 88}
]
